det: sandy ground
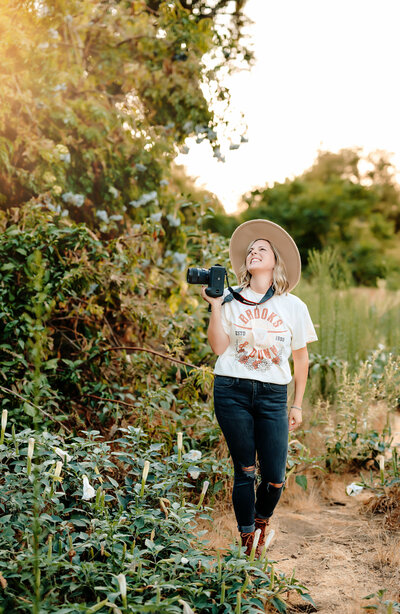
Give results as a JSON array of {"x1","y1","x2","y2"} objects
[{"x1": 203, "y1": 472, "x2": 400, "y2": 613}]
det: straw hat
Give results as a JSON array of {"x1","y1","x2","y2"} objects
[{"x1": 229, "y1": 219, "x2": 301, "y2": 291}]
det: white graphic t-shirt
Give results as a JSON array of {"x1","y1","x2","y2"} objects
[{"x1": 214, "y1": 287, "x2": 318, "y2": 384}]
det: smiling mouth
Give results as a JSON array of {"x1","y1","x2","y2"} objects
[{"x1": 250, "y1": 258, "x2": 261, "y2": 264}]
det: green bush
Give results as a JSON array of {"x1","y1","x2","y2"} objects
[
  {"x1": 0, "y1": 202, "x2": 223, "y2": 431},
  {"x1": 0, "y1": 426, "x2": 314, "y2": 613}
]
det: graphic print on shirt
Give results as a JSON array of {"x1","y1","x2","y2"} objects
[{"x1": 233, "y1": 304, "x2": 288, "y2": 372}]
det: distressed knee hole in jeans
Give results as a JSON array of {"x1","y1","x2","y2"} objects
[
  {"x1": 242, "y1": 465, "x2": 256, "y2": 479},
  {"x1": 269, "y1": 482, "x2": 284, "y2": 489}
]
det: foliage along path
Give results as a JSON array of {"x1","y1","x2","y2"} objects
[{"x1": 205, "y1": 469, "x2": 400, "y2": 613}]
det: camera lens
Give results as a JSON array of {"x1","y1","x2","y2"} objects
[{"x1": 187, "y1": 268, "x2": 210, "y2": 285}]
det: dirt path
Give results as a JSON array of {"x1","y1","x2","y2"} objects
[{"x1": 206, "y1": 473, "x2": 400, "y2": 613}]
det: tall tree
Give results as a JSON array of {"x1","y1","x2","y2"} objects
[
  {"x1": 208, "y1": 148, "x2": 400, "y2": 285},
  {"x1": 0, "y1": 0, "x2": 250, "y2": 227}
]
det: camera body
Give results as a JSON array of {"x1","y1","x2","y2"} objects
[{"x1": 186, "y1": 265, "x2": 226, "y2": 298}]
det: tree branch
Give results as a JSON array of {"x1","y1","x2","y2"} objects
[
  {"x1": 0, "y1": 385, "x2": 72, "y2": 433},
  {"x1": 86, "y1": 394, "x2": 138, "y2": 408},
  {"x1": 100, "y1": 346, "x2": 198, "y2": 369}
]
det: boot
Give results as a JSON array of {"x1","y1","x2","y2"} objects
[
  {"x1": 254, "y1": 517, "x2": 270, "y2": 558},
  {"x1": 239, "y1": 531, "x2": 255, "y2": 556}
]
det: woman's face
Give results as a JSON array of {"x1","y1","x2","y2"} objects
[{"x1": 245, "y1": 239, "x2": 276, "y2": 275}]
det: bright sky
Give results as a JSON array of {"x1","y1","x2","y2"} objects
[{"x1": 176, "y1": 0, "x2": 400, "y2": 213}]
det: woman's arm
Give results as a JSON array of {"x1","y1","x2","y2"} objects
[
  {"x1": 288, "y1": 346, "x2": 309, "y2": 431},
  {"x1": 201, "y1": 287, "x2": 230, "y2": 355}
]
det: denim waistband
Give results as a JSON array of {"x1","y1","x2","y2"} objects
[{"x1": 214, "y1": 374, "x2": 287, "y2": 389}]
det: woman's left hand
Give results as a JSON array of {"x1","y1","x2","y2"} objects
[{"x1": 288, "y1": 407, "x2": 302, "y2": 431}]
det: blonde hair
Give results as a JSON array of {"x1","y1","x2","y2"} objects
[{"x1": 237, "y1": 239, "x2": 289, "y2": 295}]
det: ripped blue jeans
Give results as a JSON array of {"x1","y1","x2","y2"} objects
[{"x1": 214, "y1": 375, "x2": 288, "y2": 533}]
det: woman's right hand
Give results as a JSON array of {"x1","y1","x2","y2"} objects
[{"x1": 201, "y1": 286, "x2": 224, "y2": 309}]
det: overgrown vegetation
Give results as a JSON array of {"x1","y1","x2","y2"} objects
[
  {"x1": 0, "y1": 425, "x2": 316, "y2": 613},
  {"x1": 1, "y1": 1, "x2": 400, "y2": 611},
  {"x1": 1, "y1": 201, "x2": 399, "y2": 612}
]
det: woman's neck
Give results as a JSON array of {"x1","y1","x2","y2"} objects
[{"x1": 249, "y1": 275, "x2": 273, "y2": 294}]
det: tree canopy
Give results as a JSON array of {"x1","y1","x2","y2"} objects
[
  {"x1": 207, "y1": 148, "x2": 400, "y2": 286},
  {"x1": 0, "y1": 0, "x2": 249, "y2": 229}
]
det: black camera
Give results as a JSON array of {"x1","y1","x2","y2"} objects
[{"x1": 186, "y1": 265, "x2": 226, "y2": 297}]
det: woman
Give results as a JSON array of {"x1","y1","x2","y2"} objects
[{"x1": 201, "y1": 219, "x2": 317, "y2": 557}]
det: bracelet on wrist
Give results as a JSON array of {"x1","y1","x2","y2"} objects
[{"x1": 291, "y1": 405, "x2": 302, "y2": 411}]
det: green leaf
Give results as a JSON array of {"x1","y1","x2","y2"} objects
[
  {"x1": 300, "y1": 592, "x2": 316, "y2": 606},
  {"x1": 295, "y1": 475, "x2": 308, "y2": 491}
]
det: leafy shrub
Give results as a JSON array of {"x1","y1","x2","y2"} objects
[
  {"x1": 360, "y1": 447, "x2": 400, "y2": 530},
  {"x1": 0, "y1": 426, "x2": 314, "y2": 613},
  {"x1": 0, "y1": 202, "x2": 224, "y2": 433},
  {"x1": 323, "y1": 354, "x2": 400, "y2": 471},
  {"x1": 363, "y1": 589, "x2": 400, "y2": 613}
]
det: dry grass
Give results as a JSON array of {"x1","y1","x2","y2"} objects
[
  {"x1": 364, "y1": 484, "x2": 400, "y2": 531},
  {"x1": 366, "y1": 529, "x2": 400, "y2": 573}
]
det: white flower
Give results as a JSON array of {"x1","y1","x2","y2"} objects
[
  {"x1": 54, "y1": 447, "x2": 72, "y2": 462},
  {"x1": 346, "y1": 482, "x2": 364, "y2": 496},
  {"x1": 264, "y1": 528, "x2": 275, "y2": 549},
  {"x1": 159, "y1": 179, "x2": 169, "y2": 186},
  {"x1": 108, "y1": 186, "x2": 120, "y2": 199},
  {"x1": 0, "y1": 409, "x2": 8, "y2": 444},
  {"x1": 109, "y1": 214, "x2": 123, "y2": 221},
  {"x1": 201, "y1": 480, "x2": 210, "y2": 496},
  {"x1": 150, "y1": 212, "x2": 162, "y2": 222},
  {"x1": 82, "y1": 475, "x2": 96, "y2": 500},
  {"x1": 184, "y1": 449, "x2": 202, "y2": 462},
  {"x1": 166, "y1": 214, "x2": 181, "y2": 227},
  {"x1": 135, "y1": 163, "x2": 147, "y2": 172},
  {"x1": 46, "y1": 202, "x2": 64, "y2": 215},
  {"x1": 251, "y1": 528, "x2": 261, "y2": 553},
  {"x1": 180, "y1": 556, "x2": 189, "y2": 565},
  {"x1": 96, "y1": 209, "x2": 109, "y2": 223},
  {"x1": 62, "y1": 192, "x2": 85, "y2": 207},
  {"x1": 129, "y1": 191, "x2": 158, "y2": 208},
  {"x1": 116, "y1": 573, "x2": 127, "y2": 599},
  {"x1": 188, "y1": 469, "x2": 200, "y2": 480},
  {"x1": 28, "y1": 438, "x2": 35, "y2": 460},
  {"x1": 142, "y1": 460, "x2": 150, "y2": 482},
  {"x1": 1, "y1": 409, "x2": 7, "y2": 431},
  {"x1": 54, "y1": 461, "x2": 63, "y2": 478},
  {"x1": 377, "y1": 454, "x2": 385, "y2": 471},
  {"x1": 177, "y1": 432, "x2": 183, "y2": 451},
  {"x1": 178, "y1": 599, "x2": 195, "y2": 614}
]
